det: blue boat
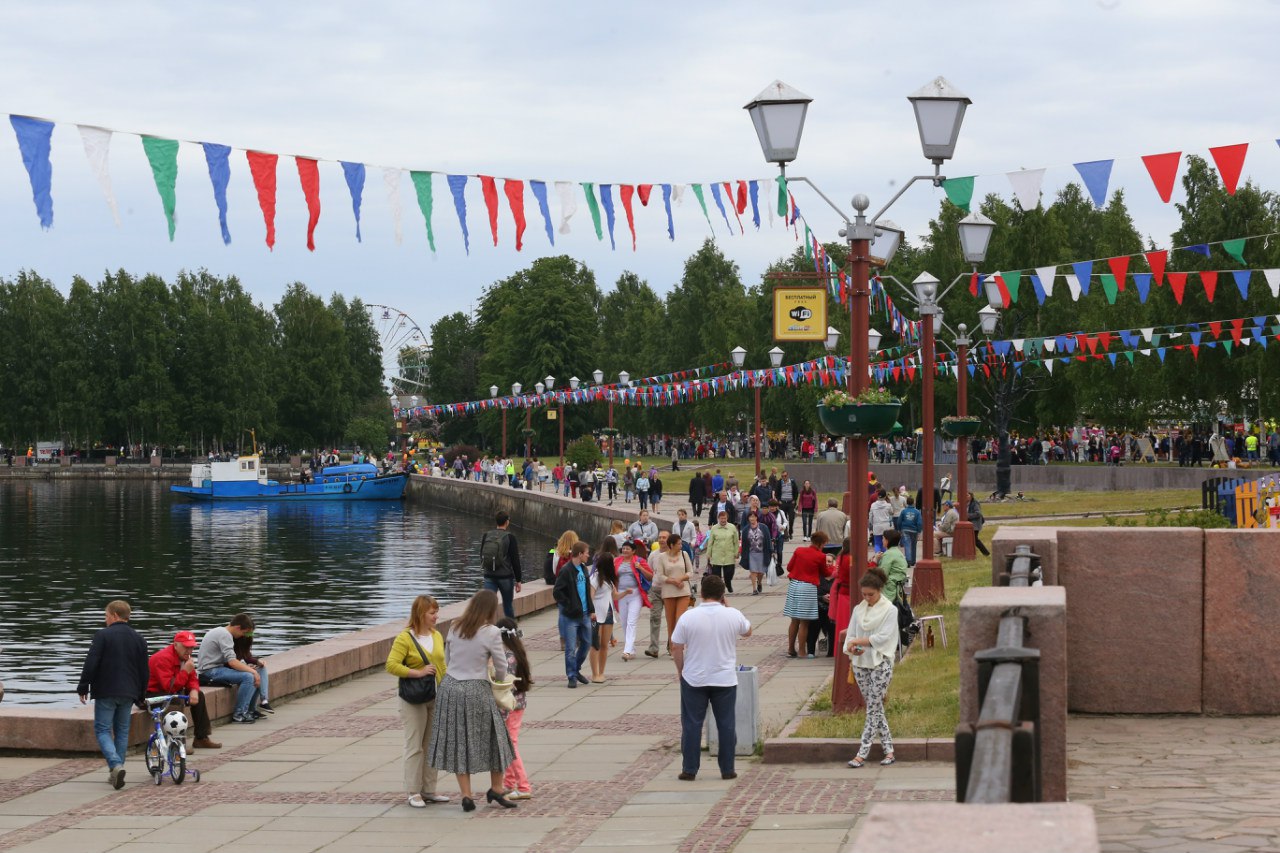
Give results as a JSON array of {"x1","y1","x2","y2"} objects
[{"x1": 170, "y1": 455, "x2": 408, "y2": 502}]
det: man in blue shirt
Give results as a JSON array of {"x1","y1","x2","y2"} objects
[
  {"x1": 896, "y1": 496, "x2": 924, "y2": 567},
  {"x1": 552, "y1": 541, "x2": 593, "y2": 689}
]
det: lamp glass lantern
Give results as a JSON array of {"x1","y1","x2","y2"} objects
[
  {"x1": 824, "y1": 326, "x2": 840, "y2": 352},
  {"x1": 511, "y1": 382, "x2": 522, "y2": 396},
  {"x1": 535, "y1": 382, "x2": 545, "y2": 395},
  {"x1": 768, "y1": 346, "x2": 785, "y2": 368},
  {"x1": 592, "y1": 368, "x2": 604, "y2": 385},
  {"x1": 907, "y1": 76, "x2": 972, "y2": 163},
  {"x1": 618, "y1": 371, "x2": 630, "y2": 387},
  {"x1": 868, "y1": 220, "x2": 905, "y2": 268},
  {"x1": 389, "y1": 395, "x2": 399, "y2": 410},
  {"x1": 983, "y1": 277, "x2": 1005, "y2": 311},
  {"x1": 932, "y1": 310, "x2": 944, "y2": 335},
  {"x1": 978, "y1": 305, "x2": 1000, "y2": 335},
  {"x1": 410, "y1": 395, "x2": 419, "y2": 408},
  {"x1": 743, "y1": 80, "x2": 813, "y2": 165},
  {"x1": 544, "y1": 375, "x2": 555, "y2": 390},
  {"x1": 868, "y1": 327, "x2": 883, "y2": 354},
  {"x1": 958, "y1": 211, "x2": 996, "y2": 265},
  {"x1": 489, "y1": 385, "x2": 498, "y2": 398},
  {"x1": 912, "y1": 271, "x2": 940, "y2": 306},
  {"x1": 730, "y1": 346, "x2": 747, "y2": 368},
  {"x1": 569, "y1": 376, "x2": 580, "y2": 391}
]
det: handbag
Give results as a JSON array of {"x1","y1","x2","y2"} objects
[
  {"x1": 489, "y1": 664, "x2": 518, "y2": 712},
  {"x1": 895, "y1": 594, "x2": 921, "y2": 649},
  {"x1": 397, "y1": 633, "x2": 437, "y2": 705}
]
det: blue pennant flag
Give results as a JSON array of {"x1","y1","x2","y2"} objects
[
  {"x1": 1132, "y1": 273, "x2": 1152, "y2": 303},
  {"x1": 1181, "y1": 244, "x2": 1211, "y2": 256},
  {"x1": 1030, "y1": 274, "x2": 1046, "y2": 305},
  {"x1": 1157, "y1": 348, "x2": 1167, "y2": 363},
  {"x1": 1058, "y1": 335, "x2": 1074, "y2": 353},
  {"x1": 992, "y1": 340, "x2": 1012, "y2": 357},
  {"x1": 1119, "y1": 330, "x2": 1135, "y2": 348},
  {"x1": 1108, "y1": 353, "x2": 1117, "y2": 367},
  {"x1": 599, "y1": 184, "x2": 617, "y2": 250},
  {"x1": 710, "y1": 182, "x2": 733, "y2": 232},
  {"x1": 1190, "y1": 331, "x2": 1203, "y2": 346},
  {"x1": 968, "y1": 364, "x2": 977, "y2": 377},
  {"x1": 1073, "y1": 159, "x2": 1114, "y2": 207},
  {"x1": 1234, "y1": 269, "x2": 1251, "y2": 299},
  {"x1": 529, "y1": 180, "x2": 554, "y2": 246},
  {"x1": 200, "y1": 142, "x2": 232, "y2": 245},
  {"x1": 447, "y1": 175, "x2": 470, "y2": 254},
  {"x1": 9, "y1": 116, "x2": 54, "y2": 229},
  {"x1": 340, "y1": 161, "x2": 366, "y2": 242},
  {"x1": 1252, "y1": 328, "x2": 1268, "y2": 348},
  {"x1": 749, "y1": 180, "x2": 760, "y2": 229},
  {"x1": 661, "y1": 184, "x2": 674, "y2": 240},
  {"x1": 1072, "y1": 261, "x2": 1093, "y2": 296}
]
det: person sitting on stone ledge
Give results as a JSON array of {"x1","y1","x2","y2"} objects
[
  {"x1": 148, "y1": 630, "x2": 220, "y2": 750},
  {"x1": 197, "y1": 613, "x2": 263, "y2": 724}
]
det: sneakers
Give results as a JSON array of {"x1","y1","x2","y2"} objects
[
  {"x1": 257, "y1": 702, "x2": 275, "y2": 714},
  {"x1": 421, "y1": 793, "x2": 450, "y2": 803},
  {"x1": 644, "y1": 649, "x2": 659, "y2": 658},
  {"x1": 232, "y1": 712, "x2": 256, "y2": 724},
  {"x1": 567, "y1": 679, "x2": 578, "y2": 689},
  {"x1": 575, "y1": 673, "x2": 590, "y2": 685},
  {"x1": 108, "y1": 766, "x2": 126, "y2": 789},
  {"x1": 408, "y1": 794, "x2": 427, "y2": 808},
  {"x1": 505, "y1": 790, "x2": 533, "y2": 800}
]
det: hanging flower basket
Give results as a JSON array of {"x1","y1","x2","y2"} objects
[
  {"x1": 599, "y1": 427, "x2": 620, "y2": 437},
  {"x1": 817, "y1": 402, "x2": 902, "y2": 438},
  {"x1": 941, "y1": 416, "x2": 982, "y2": 437},
  {"x1": 520, "y1": 428, "x2": 536, "y2": 438}
]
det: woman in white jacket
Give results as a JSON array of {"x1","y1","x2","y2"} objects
[
  {"x1": 844, "y1": 565, "x2": 899, "y2": 768},
  {"x1": 867, "y1": 490, "x2": 896, "y2": 554}
]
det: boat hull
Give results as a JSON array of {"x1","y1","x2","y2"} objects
[{"x1": 171, "y1": 472, "x2": 408, "y2": 501}]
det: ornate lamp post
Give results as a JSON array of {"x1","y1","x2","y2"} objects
[
  {"x1": 731, "y1": 345, "x2": 787, "y2": 476},
  {"x1": 747, "y1": 75, "x2": 973, "y2": 713},
  {"x1": 489, "y1": 385, "x2": 504, "y2": 457},
  {"x1": 511, "y1": 382, "x2": 522, "y2": 459}
]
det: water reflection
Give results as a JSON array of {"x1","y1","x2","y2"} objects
[{"x1": 0, "y1": 481, "x2": 552, "y2": 705}]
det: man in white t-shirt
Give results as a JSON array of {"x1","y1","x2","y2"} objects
[{"x1": 670, "y1": 575, "x2": 752, "y2": 781}]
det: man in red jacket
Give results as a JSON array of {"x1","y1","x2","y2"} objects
[{"x1": 147, "y1": 631, "x2": 220, "y2": 750}]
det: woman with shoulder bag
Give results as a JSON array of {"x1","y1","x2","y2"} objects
[
  {"x1": 613, "y1": 540, "x2": 653, "y2": 661},
  {"x1": 966, "y1": 491, "x2": 991, "y2": 556},
  {"x1": 653, "y1": 534, "x2": 693, "y2": 653},
  {"x1": 385, "y1": 595, "x2": 449, "y2": 808}
]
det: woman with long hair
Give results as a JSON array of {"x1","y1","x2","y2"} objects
[
  {"x1": 385, "y1": 595, "x2": 449, "y2": 808},
  {"x1": 783, "y1": 532, "x2": 829, "y2": 657},
  {"x1": 613, "y1": 540, "x2": 652, "y2": 661},
  {"x1": 798, "y1": 480, "x2": 818, "y2": 540},
  {"x1": 652, "y1": 534, "x2": 693, "y2": 652},
  {"x1": 828, "y1": 538, "x2": 854, "y2": 630},
  {"x1": 495, "y1": 617, "x2": 534, "y2": 800},
  {"x1": 427, "y1": 590, "x2": 517, "y2": 812},
  {"x1": 589, "y1": 554, "x2": 620, "y2": 681},
  {"x1": 845, "y1": 566, "x2": 899, "y2": 768}
]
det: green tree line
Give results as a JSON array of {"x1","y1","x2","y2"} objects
[{"x1": 0, "y1": 270, "x2": 388, "y2": 454}]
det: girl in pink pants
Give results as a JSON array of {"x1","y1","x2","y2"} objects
[{"x1": 497, "y1": 618, "x2": 533, "y2": 798}]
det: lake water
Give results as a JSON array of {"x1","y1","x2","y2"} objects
[{"x1": 0, "y1": 480, "x2": 553, "y2": 706}]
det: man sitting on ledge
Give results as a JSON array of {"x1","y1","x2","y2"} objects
[
  {"x1": 197, "y1": 613, "x2": 262, "y2": 724},
  {"x1": 148, "y1": 630, "x2": 220, "y2": 750}
]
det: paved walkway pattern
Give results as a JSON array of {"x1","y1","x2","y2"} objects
[{"x1": 0, "y1": 582, "x2": 954, "y2": 853}]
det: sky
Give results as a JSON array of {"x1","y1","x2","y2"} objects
[{"x1": 2, "y1": 0, "x2": 1279, "y2": 377}]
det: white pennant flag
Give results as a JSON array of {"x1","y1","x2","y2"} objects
[
  {"x1": 382, "y1": 168, "x2": 404, "y2": 245},
  {"x1": 1012, "y1": 338, "x2": 1025, "y2": 352},
  {"x1": 1035, "y1": 265, "x2": 1057, "y2": 298},
  {"x1": 555, "y1": 181, "x2": 577, "y2": 234},
  {"x1": 672, "y1": 184, "x2": 686, "y2": 205},
  {"x1": 1006, "y1": 168, "x2": 1046, "y2": 211},
  {"x1": 1043, "y1": 338, "x2": 1057, "y2": 353},
  {"x1": 1264, "y1": 269, "x2": 1280, "y2": 298},
  {"x1": 77, "y1": 125, "x2": 121, "y2": 226},
  {"x1": 1044, "y1": 358, "x2": 1055, "y2": 374},
  {"x1": 1139, "y1": 348, "x2": 1151, "y2": 356},
  {"x1": 1064, "y1": 273, "x2": 1082, "y2": 301},
  {"x1": 1140, "y1": 327, "x2": 1155, "y2": 343}
]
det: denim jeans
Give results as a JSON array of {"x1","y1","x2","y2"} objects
[
  {"x1": 93, "y1": 695, "x2": 134, "y2": 769},
  {"x1": 679, "y1": 679, "x2": 737, "y2": 777},
  {"x1": 203, "y1": 665, "x2": 260, "y2": 716},
  {"x1": 558, "y1": 612, "x2": 591, "y2": 681},
  {"x1": 901, "y1": 532, "x2": 917, "y2": 566},
  {"x1": 484, "y1": 576, "x2": 516, "y2": 619}
]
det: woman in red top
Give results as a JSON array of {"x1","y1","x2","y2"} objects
[
  {"x1": 783, "y1": 532, "x2": 830, "y2": 657},
  {"x1": 827, "y1": 538, "x2": 854, "y2": 629}
]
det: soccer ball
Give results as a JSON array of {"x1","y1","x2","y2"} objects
[{"x1": 163, "y1": 711, "x2": 188, "y2": 738}]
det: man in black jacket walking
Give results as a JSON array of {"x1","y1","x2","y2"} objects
[
  {"x1": 552, "y1": 541, "x2": 592, "y2": 689},
  {"x1": 77, "y1": 600, "x2": 149, "y2": 790}
]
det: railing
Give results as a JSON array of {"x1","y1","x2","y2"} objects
[{"x1": 955, "y1": 544, "x2": 1044, "y2": 803}]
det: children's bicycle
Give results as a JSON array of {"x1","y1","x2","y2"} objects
[{"x1": 143, "y1": 694, "x2": 202, "y2": 785}]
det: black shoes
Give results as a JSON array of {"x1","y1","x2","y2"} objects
[
  {"x1": 232, "y1": 713, "x2": 256, "y2": 724},
  {"x1": 567, "y1": 679, "x2": 577, "y2": 689},
  {"x1": 644, "y1": 649, "x2": 659, "y2": 658},
  {"x1": 257, "y1": 702, "x2": 275, "y2": 714},
  {"x1": 576, "y1": 673, "x2": 590, "y2": 685},
  {"x1": 678, "y1": 772, "x2": 696, "y2": 781},
  {"x1": 461, "y1": 796, "x2": 476, "y2": 812},
  {"x1": 722, "y1": 772, "x2": 738, "y2": 780},
  {"x1": 486, "y1": 788, "x2": 517, "y2": 809}
]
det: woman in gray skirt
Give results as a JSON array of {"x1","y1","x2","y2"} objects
[{"x1": 427, "y1": 589, "x2": 517, "y2": 811}]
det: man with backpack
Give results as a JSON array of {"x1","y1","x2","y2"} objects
[{"x1": 480, "y1": 511, "x2": 524, "y2": 619}]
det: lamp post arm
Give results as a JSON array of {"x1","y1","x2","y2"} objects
[
  {"x1": 781, "y1": 176, "x2": 853, "y2": 225},
  {"x1": 878, "y1": 274, "x2": 921, "y2": 306},
  {"x1": 936, "y1": 267, "x2": 978, "y2": 303},
  {"x1": 868, "y1": 174, "x2": 943, "y2": 227}
]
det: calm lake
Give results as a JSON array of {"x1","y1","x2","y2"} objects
[{"x1": 0, "y1": 480, "x2": 553, "y2": 705}]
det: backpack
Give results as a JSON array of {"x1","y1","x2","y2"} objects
[{"x1": 480, "y1": 530, "x2": 512, "y2": 578}]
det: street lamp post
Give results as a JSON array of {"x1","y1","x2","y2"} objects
[
  {"x1": 511, "y1": 382, "x2": 522, "y2": 459},
  {"x1": 731, "y1": 345, "x2": 786, "y2": 478},
  {"x1": 489, "y1": 385, "x2": 503, "y2": 457},
  {"x1": 746, "y1": 75, "x2": 973, "y2": 714}
]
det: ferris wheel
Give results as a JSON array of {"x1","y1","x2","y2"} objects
[{"x1": 369, "y1": 304, "x2": 430, "y2": 395}]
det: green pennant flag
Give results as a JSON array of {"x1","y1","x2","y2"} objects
[
  {"x1": 1124, "y1": 350, "x2": 1135, "y2": 364},
  {"x1": 1221, "y1": 238, "x2": 1247, "y2": 265},
  {"x1": 141, "y1": 136, "x2": 179, "y2": 241},
  {"x1": 776, "y1": 175, "x2": 788, "y2": 218},
  {"x1": 1151, "y1": 333, "x2": 1162, "y2": 347},
  {"x1": 942, "y1": 176, "x2": 974, "y2": 212},
  {"x1": 1003, "y1": 270, "x2": 1022, "y2": 304},
  {"x1": 581, "y1": 183, "x2": 603, "y2": 240},
  {"x1": 1100, "y1": 273, "x2": 1119, "y2": 304},
  {"x1": 409, "y1": 171, "x2": 436, "y2": 252},
  {"x1": 803, "y1": 225, "x2": 812, "y2": 261},
  {"x1": 691, "y1": 183, "x2": 714, "y2": 232},
  {"x1": 1223, "y1": 340, "x2": 1234, "y2": 355}
]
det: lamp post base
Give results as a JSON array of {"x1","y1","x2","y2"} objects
[
  {"x1": 912, "y1": 558, "x2": 946, "y2": 604},
  {"x1": 950, "y1": 520, "x2": 976, "y2": 560},
  {"x1": 832, "y1": 630, "x2": 866, "y2": 713}
]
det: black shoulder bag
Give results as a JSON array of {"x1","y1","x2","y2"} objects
[{"x1": 397, "y1": 632, "x2": 437, "y2": 705}]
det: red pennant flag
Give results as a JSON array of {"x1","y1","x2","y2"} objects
[
  {"x1": 1084, "y1": 335, "x2": 1099, "y2": 355},
  {"x1": 620, "y1": 185, "x2": 637, "y2": 251},
  {"x1": 735, "y1": 180, "x2": 748, "y2": 215},
  {"x1": 503, "y1": 179, "x2": 526, "y2": 251},
  {"x1": 723, "y1": 182, "x2": 744, "y2": 233},
  {"x1": 1208, "y1": 321, "x2": 1222, "y2": 339},
  {"x1": 994, "y1": 273, "x2": 1012, "y2": 308},
  {"x1": 1167, "y1": 272, "x2": 1187, "y2": 304},
  {"x1": 1190, "y1": 345, "x2": 1200, "y2": 360},
  {"x1": 1230, "y1": 318, "x2": 1244, "y2": 345},
  {"x1": 1097, "y1": 332, "x2": 1112, "y2": 350},
  {"x1": 638, "y1": 184, "x2": 653, "y2": 206},
  {"x1": 246, "y1": 151, "x2": 278, "y2": 250},
  {"x1": 1209, "y1": 143, "x2": 1248, "y2": 195},
  {"x1": 1200, "y1": 270, "x2": 1218, "y2": 303},
  {"x1": 1141, "y1": 151, "x2": 1181, "y2": 203},
  {"x1": 1145, "y1": 250, "x2": 1167, "y2": 286},
  {"x1": 479, "y1": 175, "x2": 500, "y2": 246},
  {"x1": 969, "y1": 271, "x2": 980, "y2": 297},
  {"x1": 295, "y1": 157, "x2": 321, "y2": 252},
  {"x1": 906, "y1": 366, "x2": 916, "y2": 382},
  {"x1": 1107, "y1": 256, "x2": 1130, "y2": 291}
]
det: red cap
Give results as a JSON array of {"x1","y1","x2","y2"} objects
[{"x1": 173, "y1": 630, "x2": 197, "y2": 647}]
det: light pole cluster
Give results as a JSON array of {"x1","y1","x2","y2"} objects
[{"x1": 730, "y1": 345, "x2": 785, "y2": 477}]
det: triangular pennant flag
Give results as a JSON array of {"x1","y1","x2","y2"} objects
[
  {"x1": 1157, "y1": 348, "x2": 1167, "y2": 363},
  {"x1": 1140, "y1": 151, "x2": 1181, "y2": 203},
  {"x1": 1035, "y1": 266, "x2": 1057, "y2": 298},
  {"x1": 1108, "y1": 353, "x2": 1117, "y2": 366},
  {"x1": 1264, "y1": 269, "x2": 1280, "y2": 298},
  {"x1": 340, "y1": 161, "x2": 366, "y2": 242},
  {"x1": 599, "y1": 184, "x2": 617, "y2": 250},
  {"x1": 479, "y1": 176, "x2": 500, "y2": 246},
  {"x1": 383, "y1": 167, "x2": 404, "y2": 246},
  {"x1": 662, "y1": 184, "x2": 675, "y2": 240},
  {"x1": 637, "y1": 184, "x2": 652, "y2": 206},
  {"x1": 1182, "y1": 244, "x2": 1211, "y2": 257},
  {"x1": 582, "y1": 183, "x2": 603, "y2": 240},
  {"x1": 529, "y1": 179, "x2": 553, "y2": 246},
  {"x1": 76, "y1": 125, "x2": 120, "y2": 226},
  {"x1": 748, "y1": 180, "x2": 761, "y2": 229},
  {"x1": 1107, "y1": 256, "x2": 1130, "y2": 291},
  {"x1": 619, "y1": 184, "x2": 637, "y2": 251},
  {"x1": 10, "y1": 116, "x2": 54, "y2": 229},
  {"x1": 1073, "y1": 159, "x2": 1114, "y2": 207},
  {"x1": 1044, "y1": 358, "x2": 1055, "y2": 375},
  {"x1": 555, "y1": 181, "x2": 577, "y2": 235},
  {"x1": 246, "y1": 151, "x2": 278, "y2": 250},
  {"x1": 691, "y1": 184, "x2": 714, "y2": 232},
  {"x1": 1200, "y1": 270, "x2": 1218, "y2": 302},
  {"x1": 1005, "y1": 168, "x2": 1044, "y2": 210},
  {"x1": 1140, "y1": 328, "x2": 1154, "y2": 343},
  {"x1": 968, "y1": 271, "x2": 979, "y2": 297},
  {"x1": 710, "y1": 182, "x2": 732, "y2": 233},
  {"x1": 1071, "y1": 260, "x2": 1093, "y2": 296},
  {"x1": 1145, "y1": 250, "x2": 1167, "y2": 286},
  {"x1": 201, "y1": 142, "x2": 232, "y2": 245},
  {"x1": 1124, "y1": 350, "x2": 1135, "y2": 365},
  {"x1": 1064, "y1": 273, "x2": 1082, "y2": 301},
  {"x1": 942, "y1": 176, "x2": 974, "y2": 211},
  {"x1": 1221, "y1": 237, "x2": 1247, "y2": 265},
  {"x1": 447, "y1": 174, "x2": 470, "y2": 254},
  {"x1": 503, "y1": 179, "x2": 526, "y2": 251},
  {"x1": 1003, "y1": 270, "x2": 1022, "y2": 304},
  {"x1": 141, "y1": 136, "x2": 179, "y2": 240},
  {"x1": 1233, "y1": 269, "x2": 1251, "y2": 300},
  {"x1": 1132, "y1": 273, "x2": 1152, "y2": 303},
  {"x1": 1030, "y1": 274, "x2": 1046, "y2": 305},
  {"x1": 1209, "y1": 143, "x2": 1248, "y2": 195},
  {"x1": 1100, "y1": 273, "x2": 1119, "y2": 304},
  {"x1": 408, "y1": 170, "x2": 435, "y2": 252},
  {"x1": 1167, "y1": 271, "x2": 1188, "y2": 304},
  {"x1": 776, "y1": 174, "x2": 787, "y2": 217}
]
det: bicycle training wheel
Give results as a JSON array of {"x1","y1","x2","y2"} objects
[
  {"x1": 168, "y1": 742, "x2": 186, "y2": 785},
  {"x1": 145, "y1": 736, "x2": 164, "y2": 782}
]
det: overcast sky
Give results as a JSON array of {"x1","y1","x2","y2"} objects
[{"x1": 2, "y1": 0, "x2": 1278, "y2": 376}]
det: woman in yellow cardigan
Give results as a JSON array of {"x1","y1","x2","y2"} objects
[{"x1": 386, "y1": 595, "x2": 448, "y2": 808}]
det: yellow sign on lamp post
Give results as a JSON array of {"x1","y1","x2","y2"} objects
[{"x1": 772, "y1": 287, "x2": 828, "y2": 341}]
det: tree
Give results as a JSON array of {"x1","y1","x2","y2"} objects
[
  {"x1": 273, "y1": 283, "x2": 350, "y2": 447},
  {"x1": 423, "y1": 311, "x2": 483, "y2": 445}
]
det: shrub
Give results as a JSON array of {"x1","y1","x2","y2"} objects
[
  {"x1": 442, "y1": 444, "x2": 482, "y2": 466},
  {"x1": 344, "y1": 416, "x2": 391, "y2": 457},
  {"x1": 564, "y1": 435, "x2": 603, "y2": 469}
]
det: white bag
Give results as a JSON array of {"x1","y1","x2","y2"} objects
[{"x1": 764, "y1": 561, "x2": 779, "y2": 586}]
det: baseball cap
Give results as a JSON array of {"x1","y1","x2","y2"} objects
[{"x1": 174, "y1": 630, "x2": 197, "y2": 647}]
